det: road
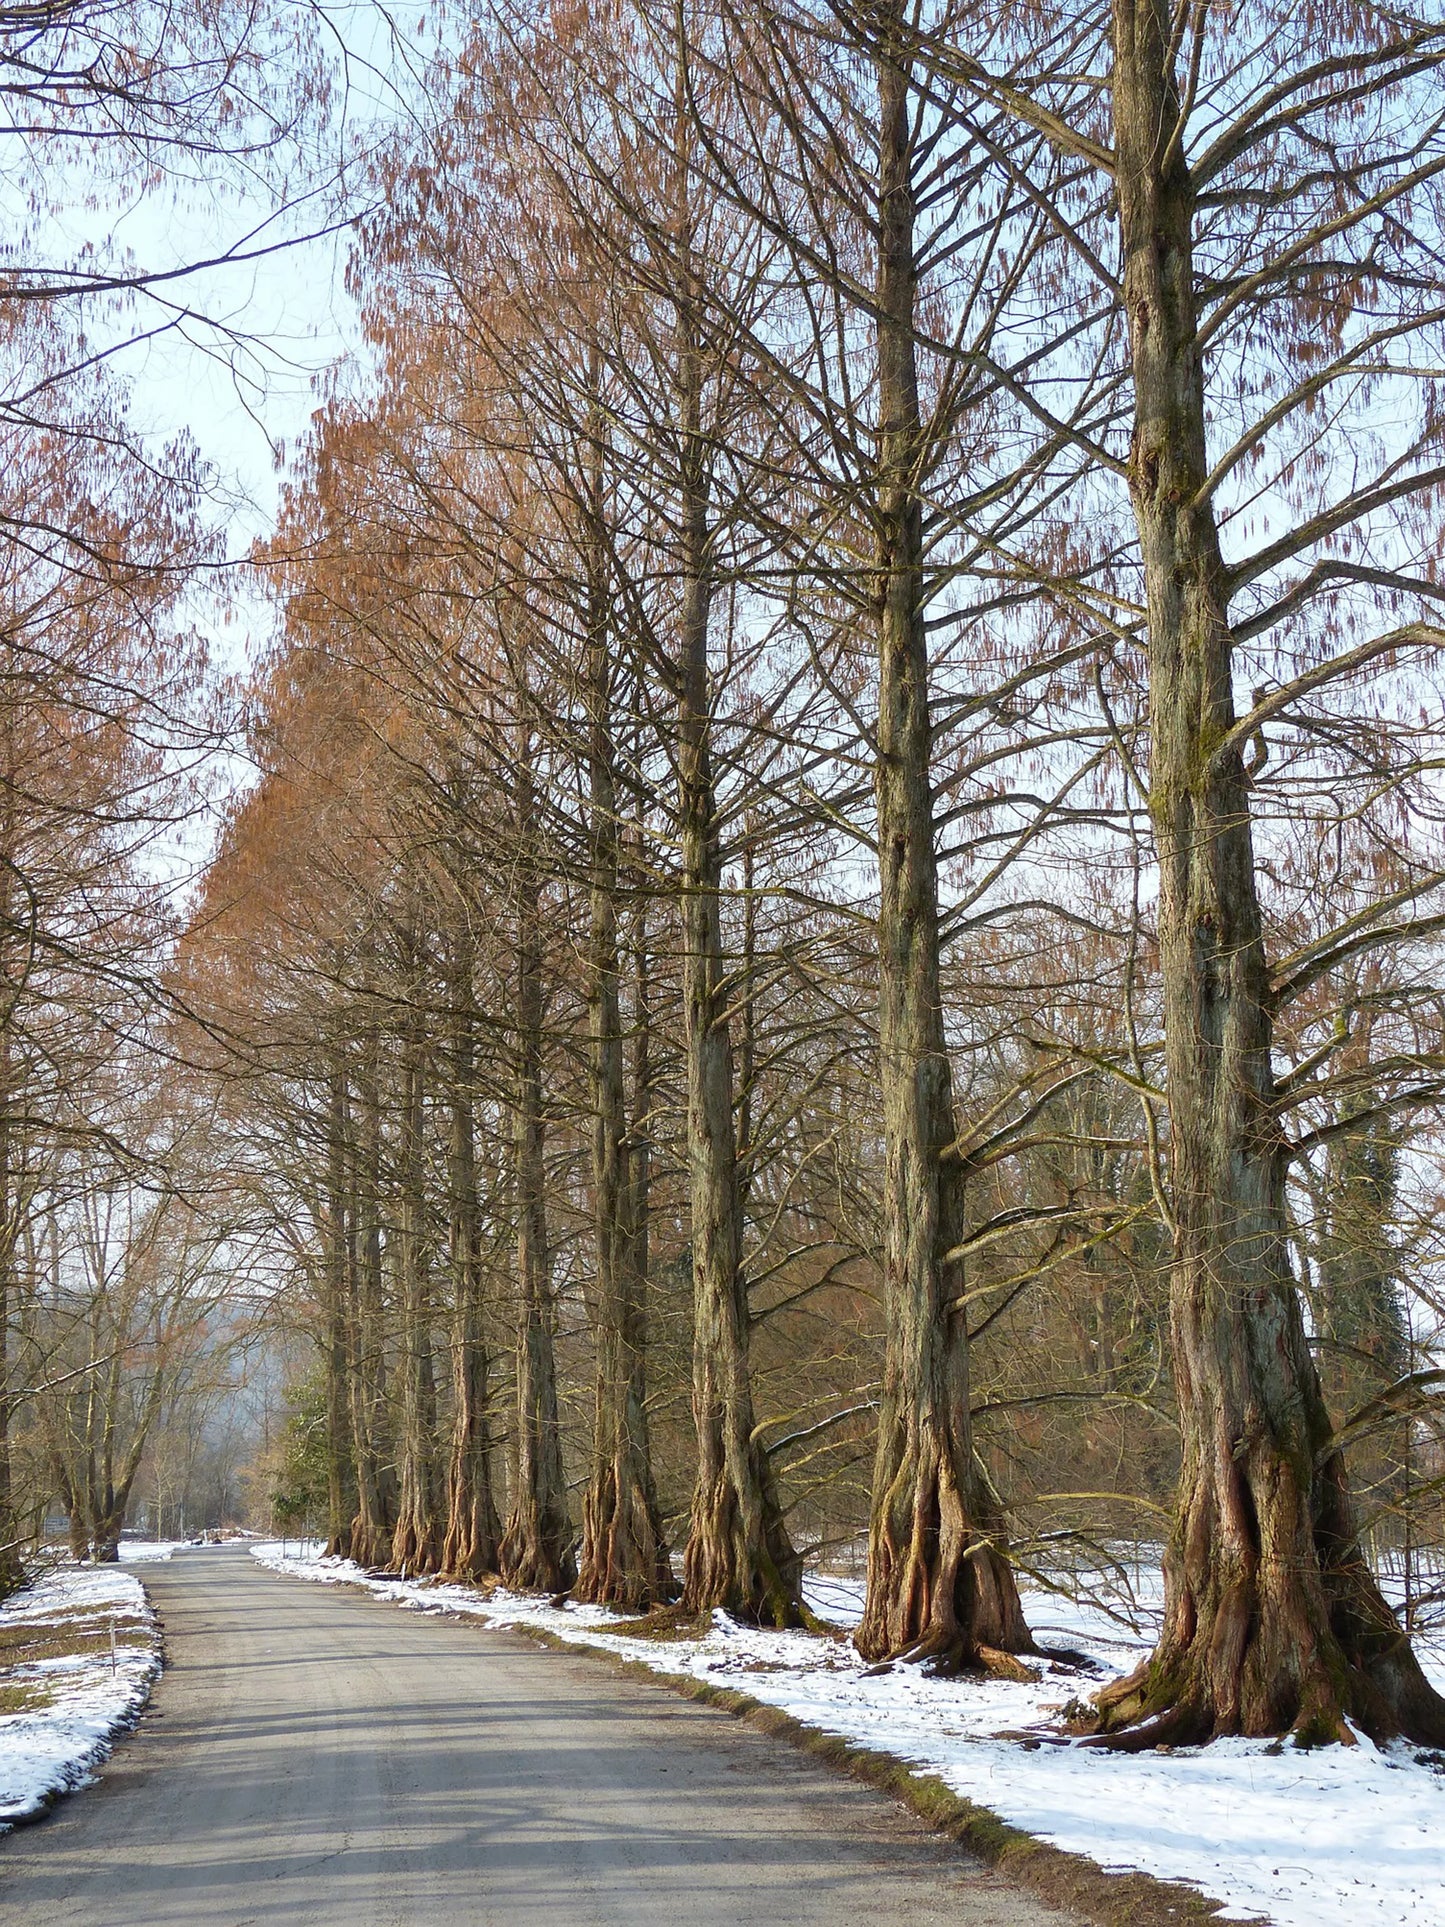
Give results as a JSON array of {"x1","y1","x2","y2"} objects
[{"x1": 0, "y1": 1547, "x2": 1079, "y2": 1926}]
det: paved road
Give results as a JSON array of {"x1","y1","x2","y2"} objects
[{"x1": 0, "y1": 1547, "x2": 1078, "y2": 1926}]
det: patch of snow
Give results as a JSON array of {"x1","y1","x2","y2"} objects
[
  {"x1": 251, "y1": 1541, "x2": 1445, "y2": 1927},
  {"x1": 0, "y1": 1564, "x2": 163, "y2": 1829},
  {"x1": 115, "y1": 1542, "x2": 183, "y2": 1563}
]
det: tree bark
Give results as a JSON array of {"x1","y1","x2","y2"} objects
[
  {"x1": 0, "y1": 1030, "x2": 21, "y2": 1596},
  {"x1": 672, "y1": 261, "x2": 799, "y2": 1625},
  {"x1": 0, "y1": 825, "x2": 24, "y2": 1596},
  {"x1": 856, "y1": 15, "x2": 1031, "y2": 1671},
  {"x1": 442, "y1": 919, "x2": 502, "y2": 1580},
  {"x1": 1093, "y1": 0, "x2": 1445, "y2": 1748},
  {"x1": 83, "y1": 1339, "x2": 166, "y2": 1563},
  {"x1": 391, "y1": 957, "x2": 443, "y2": 1575},
  {"x1": 323, "y1": 1064, "x2": 356, "y2": 1558},
  {"x1": 52, "y1": 1456, "x2": 88, "y2": 1559},
  {"x1": 347, "y1": 1034, "x2": 396, "y2": 1567},
  {"x1": 499, "y1": 749, "x2": 575, "y2": 1591},
  {"x1": 576, "y1": 617, "x2": 670, "y2": 1608}
]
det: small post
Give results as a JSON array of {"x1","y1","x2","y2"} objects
[{"x1": 110, "y1": 1616, "x2": 117, "y2": 1677}]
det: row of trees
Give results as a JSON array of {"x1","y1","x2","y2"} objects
[
  {"x1": 179, "y1": 0, "x2": 1445, "y2": 1754},
  {"x1": 6, "y1": 0, "x2": 1445, "y2": 1757}
]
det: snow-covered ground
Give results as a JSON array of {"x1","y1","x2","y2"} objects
[
  {"x1": 116, "y1": 1541, "x2": 183, "y2": 1563},
  {"x1": 252, "y1": 1540, "x2": 1445, "y2": 1927},
  {"x1": 0, "y1": 1564, "x2": 163, "y2": 1829}
]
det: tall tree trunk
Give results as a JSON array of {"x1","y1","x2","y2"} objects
[
  {"x1": 856, "y1": 16, "x2": 1031, "y2": 1671},
  {"x1": 0, "y1": 1028, "x2": 20, "y2": 1596},
  {"x1": 347, "y1": 1034, "x2": 396, "y2": 1567},
  {"x1": 499, "y1": 751, "x2": 574, "y2": 1590},
  {"x1": 391, "y1": 963, "x2": 443, "y2": 1575},
  {"x1": 1094, "y1": 0, "x2": 1445, "y2": 1748},
  {"x1": 672, "y1": 265, "x2": 799, "y2": 1626},
  {"x1": 91, "y1": 1343, "x2": 123, "y2": 1559},
  {"x1": 91, "y1": 1513, "x2": 122, "y2": 1561},
  {"x1": 576, "y1": 600, "x2": 670, "y2": 1608},
  {"x1": 0, "y1": 823, "x2": 23, "y2": 1595},
  {"x1": 52, "y1": 1457, "x2": 87, "y2": 1560},
  {"x1": 323, "y1": 1064, "x2": 356, "y2": 1558},
  {"x1": 626, "y1": 899, "x2": 654, "y2": 1360},
  {"x1": 442, "y1": 919, "x2": 501, "y2": 1579}
]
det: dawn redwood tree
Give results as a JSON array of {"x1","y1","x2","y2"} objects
[
  {"x1": 668, "y1": 0, "x2": 1120, "y2": 1665},
  {"x1": 390, "y1": 920, "x2": 444, "y2": 1575},
  {"x1": 498, "y1": 728, "x2": 575, "y2": 1592},
  {"x1": 481, "y1": 3, "x2": 805, "y2": 1620},
  {"x1": 395, "y1": 185, "x2": 675, "y2": 1603},
  {"x1": 1102, "y1": 1, "x2": 1445, "y2": 1746},
  {"x1": 659, "y1": 48, "x2": 804, "y2": 1627},
  {"x1": 958, "y1": 0, "x2": 1445, "y2": 1743},
  {"x1": 573, "y1": 395, "x2": 672, "y2": 1609},
  {"x1": 322, "y1": 1063, "x2": 356, "y2": 1556},
  {"x1": 441, "y1": 906, "x2": 503, "y2": 1580},
  {"x1": 854, "y1": 0, "x2": 1033, "y2": 1668},
  {"x1": 346, "y1": 1000, "x2": 400, "y2": 1568}
]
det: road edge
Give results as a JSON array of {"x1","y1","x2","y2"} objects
[{"x1": 504, "y1": 1615, "x2": 1265, "y2": 1927}]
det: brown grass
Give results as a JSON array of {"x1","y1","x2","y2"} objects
[
  {"x1": 0, "y1": 1680, "x2": 52, "y2": 1716},
  {"x1": 0, "y1": 1593, "x2": 152, "y2": 1728},
  {"x1": 0, "y1": 1612, "x2": 150, "y2": 1670},
  {"x1": 596, "y1": 1607, "x2": 712, "y2": 1642}
]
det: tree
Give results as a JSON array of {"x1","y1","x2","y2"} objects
[{"x1": 957, "y1": 0, "x2": 1445, "y2": 1744}]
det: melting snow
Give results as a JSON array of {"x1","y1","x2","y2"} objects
[{"x1": 0, "y1": 1564, "x2": 163, "y2": 1828}]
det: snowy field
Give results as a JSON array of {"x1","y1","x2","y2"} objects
[
  {"x1": 0, "y1": 1563, "x2": 163, "y2": 1829},
  {"x1": 252, "y1": 1540, "x2": 1445, "y2": 1927}
]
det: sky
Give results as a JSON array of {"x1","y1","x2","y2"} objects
[
  {"x1": 10, "y1": 2, "x2": 432, "y2": 886},
  {"x1": 31, "y1": 2, "x2": 432, "y2": 670}
]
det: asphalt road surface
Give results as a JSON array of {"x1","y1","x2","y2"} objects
[{"x1": 0, "y1": 1547, "x2": 1080, "y2": 1926}]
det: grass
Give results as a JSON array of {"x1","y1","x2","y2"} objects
[
  {"x1": 0, "y1": 1679, "x2": 53, "y2": 1716},
  {"x1": 0, "y1": 1610, "x2": 150, "y2": 1670},
  {"x1": 0, "y1": 1591, "x2": 153, "y2": 1729},
  {"x1": 598, "y1": 1607, "x2": 713, "y2": 1642}
]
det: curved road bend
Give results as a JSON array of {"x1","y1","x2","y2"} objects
[{"x1": 0, "y1": 1546, "x2": 1079, "y2": 1927}]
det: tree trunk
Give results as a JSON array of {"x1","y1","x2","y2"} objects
[
  {"x1": 0, "y1": 1052, "x2": 21, "y2": 1597},
  {"x1": 442, "y1": 921, "x2": 501, "y2": 1580},
  {"x1": 52, "y1": 1457, "x2": 88, "y2": 1560},
  {"x1": 499, "y1": 753, "x2": 575, "y2": 1591},
  {"x1": 856, "y1": 17, "x2": 1031, "y2": 1671},
  {"x1": 89, "y1": 1330, "x2": 168, "y2": 1563},
  {"x1": 672, "y1": 272, "x2": 799, "y2": 1626},
  {"x1": 323, "y1": 1065, "x2": 356, "y2": 1559},
  {"x1": 576, "y1": 607, "x2": 670, "y2": 1608},
  {"x1": 91, "y1": 1519, "x2": 122, "y2": 1562},
  {"x1": 1094, "y1": 0, "x2": 1445, "y2": 1748},
  {"x1": 391, "y1": 968, "x2": 443, "y2": 1576},
  {"x1": 347, "y1": 1038, "x2": 396, "y2": 1567},
  {"x1": 0, "y1": 878, "x2": 23, "y2": 1597}
]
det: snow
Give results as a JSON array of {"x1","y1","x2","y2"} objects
[
  {"x1": 251, "y1": 1541, "x2": 1445, "y2": 1927},
  {"x1": 0, "y1": 1564, "x2": 163, "y2": 1829},
  {"x1": 116, "y1": 1541, "x2": 184, "y2": 1563}
]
